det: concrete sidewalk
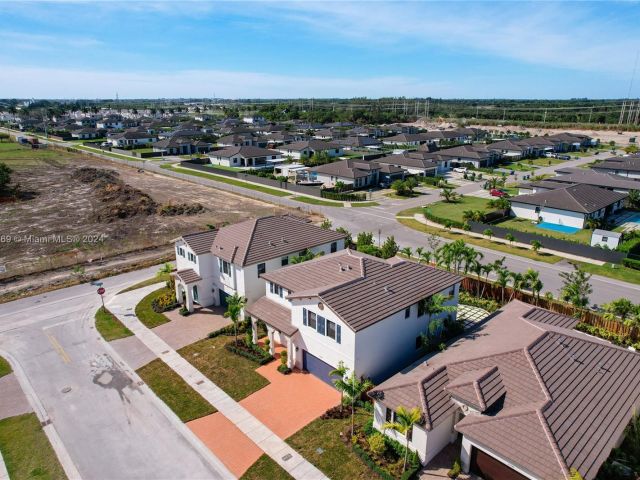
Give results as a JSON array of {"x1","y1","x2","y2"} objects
[{"x1": 108, "y1": 286, "x2": 328, "y2": 480}]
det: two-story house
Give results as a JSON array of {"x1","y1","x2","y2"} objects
[
  {"x1": 369, "y1": 300, "x2": 640, "y2": 480},
  {"x1": 246, "y1": 249, "x2": 461, "y2": 384},
  {"x1": 173, "y1": 216, "x2": 347, "y2": 312}
]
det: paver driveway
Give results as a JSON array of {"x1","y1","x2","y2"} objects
[{"x1": 187, "y1": 348, "x2": 340, "y2": 476}]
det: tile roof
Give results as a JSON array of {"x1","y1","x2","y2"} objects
[
  {"x1": 309, "y1": 159, "x2": 384, "y2": 179},
  {"x1": 370, "y1": 300, "x2": 640, "y2": 480},
  {"x1": 211, "y1": 215, "x2": 346, "y2": 267},
  {"x1": 175, "y1": 268, "x2": 202, "y2": 284},
  {"x1": 510, "y1": 183, "x2": 627, "y2": 214},
  {"x1": 262, "y1": 249, "x2": 461, "y2": 332},
  {"x1": 245, "y1": 297, "x2": 298, "y2": 336},
  {"x1": 552, "y1": 168, "x2": 640, "y2": 191},
  {"x1": 180, "y1": 230, "x2": 217, "y2": 255},
  {"x1": 210, "y1": 146, "x2": 280, "y2": 158},
  {"x1": 592, "y1": 154, "x2": 640, "y2": 172},
  {"x1": 280, "y1": 139, "x2": 341, "y2": 151}
]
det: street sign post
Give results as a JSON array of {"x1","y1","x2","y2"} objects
[{"x1": 97, "y1": 287, "x2": 105, "y2": 309}]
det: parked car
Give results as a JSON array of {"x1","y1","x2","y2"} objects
[
  {"x1": 490, "y1": 188, "x2": 508, "y2": 197},
  {"x1": 558, "y1": 155, "x2": 571, "y2": 160},
  {"x1": 453, "y1": 167, "x2": 468, "y2": 173},
  {"x1": 545, "y1": 152, "x2": 557, "y2": 158}
]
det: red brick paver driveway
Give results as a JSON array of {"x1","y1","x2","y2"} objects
[{"x1": 187, "y1": 348, "x2": 340, "y2": 477}]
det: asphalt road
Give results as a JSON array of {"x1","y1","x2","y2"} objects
[{"x1": 0, "y1": 266, "x2": 232, "y2": 480}]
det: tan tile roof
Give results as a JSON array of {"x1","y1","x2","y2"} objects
[
  {"x1": 370, "y1": 300, "x2": 640, "y2": 480},
  {"x1": 175, "y1": 268, "x2": 202, "y2": 284},
  {"x1": 245, "y1": 297, "x2": 298, "y2": 336},
  {"x1": 263, "y1": 249, "x2": 461, "y2": 332},
  {"x1": 511, "y1": 183, "x2": 627, "y2": 214},
  {"x1": 180, "y1": 230, "x2": 217, "y2": 255},
  {"x1": 211, "y1": 216, "x2": 346, "y2": 267},
  {"x1": 445, "y1": 366, "x2": 506, "y2": 413}
]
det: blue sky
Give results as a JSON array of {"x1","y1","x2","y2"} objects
[{"x1": 0, "y1": 1, "x2": 639, "y2": 99}]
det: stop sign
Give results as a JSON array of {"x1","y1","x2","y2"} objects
[{"x1": 97, "y1": 287, "x2": 105, "y2": 295}]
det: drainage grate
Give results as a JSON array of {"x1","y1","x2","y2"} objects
[
  {"x1": 196, "y1": 380, "x2": 204, "y2": 385},
  {"x1": 282, "y1": 453, "x2": 292, "y2": 462},
  {"x1": 41, "y1": 419, "x2": 52, "y2": 427},
  {"x1": 61, "y1": 387, "x2": 72, "y2": 394},
  {"x1": 162, "y1": 350, "x2": 169, "y2": 354}
]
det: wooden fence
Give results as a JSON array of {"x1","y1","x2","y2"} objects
[{"x1": 460, "y1": 277, "x2": 640, "y2": 342}]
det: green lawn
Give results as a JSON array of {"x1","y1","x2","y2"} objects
[
  {"x1": 241, "y1": 455, "x2": 293, "y2": 480},
  {"x1": 507, "y1": 162, "x2": 536, "y2": 172},
  {"x1": 164, "y1": 164, "x2": 292, "y2": 197},
  {"x1": 383, "y1": 192, "x2": 423, "y2": 200},
  {"x1": 137, "y1": 358, "x2": 216, "y2": 422},
  {"x1": 75, "y1": 144, "x2": 143, "y2": 161},
  {"x1": 205, "y1": 164, "x2": 244, "y2": 172},
  {"x1": 0, "y1": 356, "x2": 12, "y2": 378},
  {"x1": 178, "y1": 336, "x2": 269, "y2": 401},
  {"x1": 397, "y1": 217, "x2": 562, "y2": 264},
  {"x1": 0, "y1": 141, "x2": 72, "y2": 167},
  {"x1": 0, "y1": 413, "x2": 67, "y2": 480},
  {"x1": 135, "y1": 287, "x2": 173, "y2": 328},
  {"x1": 496, "y1": 217, "x2": 592, "y2": 245},
  {"x1": 95, "y1": 307, "x2": 133, "y2": 342},
  {"x1": 291, "y1": 196, "x2": 344, "y2": 207},
  {"x1": 574, "y1": 262, "x2": 640, "y2": 286},
  {"x1": 522, "y1": 157, "x2": 563, "y2": 167},
  {"x1": 118, "y1": 272, "x2": 170, "y2": 294},
  {"x1": 351, "y1": 201, "x2": 380, "y2": 208},
  {"x1": 425, "y1": 196, "x2": 493, "y2": 223},
  {"x1": 286, "y1": 409, "x2": 373, "y2": 480}
]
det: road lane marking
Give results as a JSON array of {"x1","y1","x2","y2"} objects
[{"x1": 46, "y1": 333, "x2": 71, "y2": 364}]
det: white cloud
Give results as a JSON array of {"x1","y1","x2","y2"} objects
[
  {"x1": 0, "y1": 64, "x2": 453, "y2": 98},
  {"x1": 0, "y1": 31, "x2": 103, "y2": 51}
]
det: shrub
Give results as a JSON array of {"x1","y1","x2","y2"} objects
[
  {"x1": 448, "y1": 458, "x2": 461, "y2": 478},
  {"x1": 151, "y1": 291, "x2": 179, "y2": 313},
  {"x1": 623, "y1": 257, "x2": 640, "y2": 271},
  {"x1": 277, "y1": 364, "x2": 292, "y2": 375},
  {"x1": 225, "y1": 341, "x2": 273, "y2": 365},
  {"x1": 179, "y1": 306, "x2": 189, "y2": 316},
  {"x1": 367, "y1": 432, "x2": 387, "y2": 457},
  {"x1": 208, "y1": 320, "x2": 250, "y2": 338},
  {"x1": 321, "y1": 190, "x2": 366, "y2": 201},
  {"x1": 459, "y1": 291, "x2": 500, "y2": 313},
  {"x1": 423, "y1": 208, "x2": 465, "y2": 229},
  {"x1": 575, "y1": 322, "x2": 631, "y2": 347},
  {"x1": 280, "y1": 349, "x2": 287, "y2": 365}
]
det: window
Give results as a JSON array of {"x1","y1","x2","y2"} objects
[
  {"x1": 317, "y1": 316, "x2": 326, "y2": 335},
  {"x1": 416, "y1": 335, "x2": 422, "y2": 349},
  {"x1": 188, "y1": 252, "x2": 197, "y2": 263},
  {"x1": 270, "y1": 282, "x2": 284, "y2": 297},
  {"x1": 405, "y1": 306, "x2": 411, "y2": 318},
  {"x1": 281, "y1": 256, "x2": 289, "y2": 267},
  {"x1": 257, "y1": 263, "x2": 266, "y2": 276},
  {"x1": 220, "y1": 259, "x2": 231, "y2": 276},
  {"x1": 326, "y1": 320, "x2": 336, "y2": 340},
  {"x1": 307, "y1": 311, "x2": 317, "y2": 329},
  {"x1": 330, "y1": 242, "x2": 337, "y2": 253},
  {"x1": 177, "y1": 247, "x2": 185, "y2": 257},
  {"x1": 385, "y1": 408, "x2": 395, "y2": 423},
  {"x1": 417, "y1": 300, "x2": 426, "y2": 317},
  {"x1": 602, "y1": 236, "x2": 609, "y2": 242}
]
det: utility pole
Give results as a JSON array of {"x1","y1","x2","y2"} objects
[
  {"x1": 502, "y1": 108, "x2": 506, "y2": 122},
  {"x1": 543, "y1": 109, "x2": 547, "y2": 124},
  {"x1": 588, "y1": 107, "x2": 592, "y2": 124},
  {"x1": 620, "y1": 101, "x2": 627, "y2": 125},
  {"x1": 426, "y1": 99, "x2": 430, "y2": 121}
]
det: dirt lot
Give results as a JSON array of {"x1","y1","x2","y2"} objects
[{"x1": 0, "y1": 142, "x2": 288, "y2": 280}]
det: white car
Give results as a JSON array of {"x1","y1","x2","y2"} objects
[{"x1": 453, "y1": 167, "x2": 468, "y2": 173}]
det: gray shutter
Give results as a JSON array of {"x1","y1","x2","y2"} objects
[{"x1": 336, "y1": 325, "x2": 341, "y2": 344}]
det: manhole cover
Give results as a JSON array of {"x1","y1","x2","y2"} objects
[
  {"x1": 282, "y1": 454, "x2": 292, "y2": 462},
  {"x1": 61, "y1": 387, "x2": 72, "y2": 394}
]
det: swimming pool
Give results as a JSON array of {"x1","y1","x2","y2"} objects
[
  {"x1": 536, "y1": 222, "x2": 581, "y2": 234},
  {"x1": 626, "y1": 213, "x2": 640, "y2": 224}
]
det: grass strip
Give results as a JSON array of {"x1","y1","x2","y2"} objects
[
  {"x1": 118, "y1": 273, "x2": 170, "y2": 294},
  {"x1": 291, "y1": 196, "x2": 344, "y2": 207},
  {"x1": 240, "y1": 454, "x2": 293, "y2": 480},
  {"x1": 0, "y1": 356, "x2": 11, "y2": 378},
  {"x1": 95, "y1": 307, "x2": 133, "y2": 341},
  {"x1": 135, "y1": 287, "x2": 172, "y2": 328}
]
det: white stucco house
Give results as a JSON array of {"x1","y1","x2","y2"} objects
[
  {"x1": 590, "y1": 229, "x2": 621, "y2": 249},
  {"x1": 277, "y1": 139, "x2": 343, "y2": 160},
  {"x1": 173, "y1": 216, "x2": 347, "y2": 312},
  {"x1": 369, "y1": 300, "x2": 640, "y2": 480},
  {"x1": 209, "y1": 146, "x2": 282, "y2": 169},
  {"x1": 247, "y1": 249, "x2": 461, "y2": 383},
  {"x1": 509, "y1": 184, "x2": 627, "y2": 229},
  {"x1": 107, "y1": 131, "x2": 157, "y2": 147}
]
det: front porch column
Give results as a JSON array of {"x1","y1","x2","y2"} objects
[
  {"x1": 267, "y1": 326, "x2": 275, "y2": 355},
  {"x1": 251, "y1": 317, "x2": 258, "y2": 344},
  {"x1": 460, "y1": 436, "x2": 472, "y2": 473},
  {"x1": 286, "y1": 336, "x2": 294, "y2": 369},
  {"x1": 185, "y1": 286, "x2": 194, "y2": 313}
]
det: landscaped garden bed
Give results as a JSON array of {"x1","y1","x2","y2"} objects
[
  {"x1": 135, "y1": 287, "x2": 175, "y2": 328},
  {"x1": 225, "y1": 340, "x2": 273, "y2": 365}
]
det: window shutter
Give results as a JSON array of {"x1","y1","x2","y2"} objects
[
  {"x1": 303, "y1": 308, "x2": 308, "y2": 326},
  {"x1": 317, "y1": 316, "x2": 326, "y2": 335},
  {"x1": 336, "y1": 325, "x2": 341, "y2": 344}
]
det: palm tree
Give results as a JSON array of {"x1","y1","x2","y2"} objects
[
  {"x1": 602, "y1": 298, "x2": 636, "y2": 324},
  {"x1": 496, "y1": 268, "x2": 511, "y2": 303},
  {"x1": 329, "y1": 361, "x2": 349, "y2": 412},
  {"x1": 419, "y1": 249, "x2": 433, "y2": 265},
  {"x1": 505, "y1": 233, "x2": 516, "y2": 246},
  {"x1": 627, "y1": 189, "x2": 640, "y2": 209},
  {"x1": 530, "y1": 240, "x2": 542, "y2": 254},
  {"x1": 382, "y1": 406, "x2": 422, "y2": 473},
  {"x1": 440, "y1": 187, "x2": 459, "y2": 203},
  {"x1": 420, "y1": 293, "x2": 457, "y2": 327},
  {"x1": 224, "y1": 293, "x2": 247, "y2": 345},
  {"x1": 483, "y1": 228, "x2": 493, "y2": 240},
  {"x1": 509, "y1": 272, "x2": 525, "y2": 301},
  {"x1": 400, "y1": 247, "x2": 413, "y2": 258},
  {"x1": 524, "y1": 269, "x2": 543, "y2": 305},
  {"x1": 414, "y1": 247, "x2": 424, "y2": 262},
  {"x1": 334, "y1": 372, "x2": 373, "y2": 437}
]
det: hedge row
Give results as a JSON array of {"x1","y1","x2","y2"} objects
[
  {"x1": 321, "y1": 190, "x2": 367, "y2": 201},
  {"x1": 623, "y1": 257, "x2": 640, "y2": 271},
  {"x1": 224, "y1": 342, "x2": 273, "y2": 365},
  {"x1": 423, "y1": 208, "x2": 466, "y2": 229},
  {"x1": 575, "y1": 322, "x2": 640, "y2": 350}
]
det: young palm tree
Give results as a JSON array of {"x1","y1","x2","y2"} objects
[
  {"x1": 496, "y1": 268, "x2": 511, "y2": 304},
  {"x1": 414, "y1": 247, "x2": 424, "y2": 262},
  {"x1": 524, "y1": 269, "x2": 543, "y2": 305},
  {"x1": 400, "y1": 247, "x2": 413, "y2": 258},
  {"x1": 334, "y1": 372, "x2": 373, "y2": 437},
  {"x1": 329, "y1": 361, "x2": 349, "y2": 412},
  {"x1": 509, "y1": 272, "x2": 525, "y2": 301},
  {"x1": 382, "y1": 406, "x2": 422, "y2": 473},
  {"x1": 419, "y1": 249, "x2": 433, "y2": 265},
  {"x1": 224, "y1": 293, "x2": 247, "y2": 345},
  {"x1": 602, "y1": 298, "x2": 636, "y2": 325}
]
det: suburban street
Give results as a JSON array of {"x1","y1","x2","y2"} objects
[{"x1": 0, "y1": 266, "x2": 232, "y2": 480}]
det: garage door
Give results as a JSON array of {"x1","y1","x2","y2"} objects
[
  {"x1": 302, "y1": 351, "x2": 335, "y2": 387},
  {"x1": 470, "y1": 447, "x2": 528, "y2": 480}
]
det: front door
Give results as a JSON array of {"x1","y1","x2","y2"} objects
[
  {"x1": 192, "y1": 285, "x2": 199, "y2": 303},
  {"x1": 219, "y1": 289, "x2": 229, "y2": 308}
]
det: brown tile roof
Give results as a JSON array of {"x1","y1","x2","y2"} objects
[
  {"x1": 281, "y1": 139, "x2": 341, "y2": 151},
  {"x1": 511, "y1": 184, "x2": 627, "y2": 214},
  {"x1": 262, "y1": 249, "x2": 461, "y2": 332},
  {"x1": 445, "y1": 366, "x2": 506, "y2": 413},
  {"x1": 211, "y1": 146, "x2": 281, "y2": 158},
  {"x1": 369, "y1": 300, "x2": 640, "y2": 480},
  {"x1": 309, "y1": 159, "x2": 383, "y2": 179},
  {"x1": 245, "y1": 297, "x2": 298, "y2": 336},
  {"x1": 180, "y1": 230, "x2": 217, "y2": 255},
  {"x1": 175, "y1": 268, "x2": 202, "y2": 284},
  {"x1": 211, "y1": 215, "x2": 346, "y2": 267}
]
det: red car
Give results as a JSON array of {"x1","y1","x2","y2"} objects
[{"x1": 490, "y1": 189, "x2": 508, "y2": 197}]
